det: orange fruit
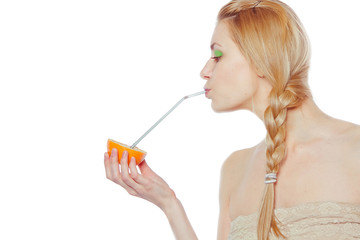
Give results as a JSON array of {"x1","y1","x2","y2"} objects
[{"x1": 107, "y1": 138, "x2": 147, "y2": 165}]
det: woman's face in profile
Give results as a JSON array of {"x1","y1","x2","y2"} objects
[{"x1": 201, "y1": 20, "x2": 261, "y2": 113}]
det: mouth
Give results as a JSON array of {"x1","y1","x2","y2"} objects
[{"x1": 204, "y1": 88, "x2": 211, "y2": 98}]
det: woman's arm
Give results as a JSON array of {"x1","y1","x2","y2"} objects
[
  {"x1": 104, "y1": 149, "x2": 197, "y2": 240},
  {"x1": 163, "y1": 197, "x2": 198, "y2": 240}
]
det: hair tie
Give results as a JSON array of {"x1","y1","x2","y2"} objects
[
  {"x1": 265, "y1": 172, "x2": 277, "y2": 184},
  {"x1": 254, "y1": 0, "x2": 262, "y2": 8}
]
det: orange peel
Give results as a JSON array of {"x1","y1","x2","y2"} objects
[{"x1": 107, "y1": 139, "x2": 147, "y2": 165}]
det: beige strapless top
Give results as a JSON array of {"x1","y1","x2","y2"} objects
[{"x1": 228, "y1": 201, "x2": 360, "y2": 240}]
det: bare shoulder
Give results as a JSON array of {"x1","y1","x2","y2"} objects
[
  {"x1": 347, "y1": 122, "x2": 360, "y2": 163},
  {"x1": 220, "y1": 148, "x2": 253, "y2": 185},
  {"x1": 217, "y1": 144, "x2": 257, "y2": 240},
  {"x1": 348, "y1": 122, "x2": 360, "y2": 144},
  {"x1": 340, "y1": 121, "x2": 360, "y2": 154},
  {"x1": 335, "y1": 118, "x2": 360, "y2": 136},
  {"x1": 218, "y1": 139, "x2": 265, "y2": 204},
  {"x1": 327, "y1": 117, "x2": 360, "y2": 149},
  {"x1": 339, "y1": 121, "x2": 360, "y2": 200}
]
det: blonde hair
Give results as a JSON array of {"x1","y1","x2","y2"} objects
[{"x1": 217, "y1": 0, "x2": 312, "y2": 239}]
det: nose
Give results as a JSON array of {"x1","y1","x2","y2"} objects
[{"x1": 200, "y1": 59, "x2": 212, "y2": 80}]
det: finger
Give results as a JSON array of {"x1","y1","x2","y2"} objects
[
  {"x1": 129, "y1": 157, "x2": 148, "y2": 185},
  {"x1": 108, "y1": 150, "x2": 138, "y2": 195},
  {"x1": 120, "y1": 151, "x2": 141, "y2": 190},
  {"x1": 109, "y1": 148, "x2": 121, "y2": 179},
  {"x1": 138, "y1": 160, "x2": 155, "y2": 175},
  {"x1": 104, "y1": 152, "x2": 112, "y2": 178}
]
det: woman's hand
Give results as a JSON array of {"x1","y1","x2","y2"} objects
[
  {"x1": 104, "y1": 149, "x2": 176, "y2": 212},
  {"x1": 104, "y1": 149, "x2": 198, "y2": 240}
]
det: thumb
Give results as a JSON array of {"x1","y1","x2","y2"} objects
[{"x1": 138, "y1": 160, "x2": 155, "y2": 175}]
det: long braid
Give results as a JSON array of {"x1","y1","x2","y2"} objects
[
  {"x1": 217, "y1": 0, "x2": 312, "y2": 239},
  {"x1": 260, "y1": 76, "x2": 310, "y2": 239},
  {"x1": 259, "y1": 88, "x2": 290, "y2": 239}
]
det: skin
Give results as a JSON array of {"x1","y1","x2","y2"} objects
[
  {"x1": 202, "y1": 21, "x2": 267, "y2": 113},
  {"x1": 202, "y1": 21, "x2": 360, "y2": 239},
  {"x1": 104, "y1": 150, "x2": 197, "y2": 239},
  {"x1": 104, "y1": 20, "x2": 360, "y2": 240}
]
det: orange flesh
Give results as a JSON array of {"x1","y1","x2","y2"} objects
[{"x1": 107, "y1": 139, "x2": 147, "y2": 165}]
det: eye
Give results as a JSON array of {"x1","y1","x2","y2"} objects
[{"x1": 211, "y1": 50, "x2": 223, "y2": 62}]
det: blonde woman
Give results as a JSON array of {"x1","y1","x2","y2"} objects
[{"x1": 104, "y1": 0, "x2": 360, "y2": 239}]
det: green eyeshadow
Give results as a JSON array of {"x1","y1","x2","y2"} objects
[{"x1": 214, "y1": 50, "x2": 223, "y2": 57}]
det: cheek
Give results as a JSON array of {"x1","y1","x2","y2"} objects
[
  {"x1": 216, "y1": 62, "x2": 254, "y2": 94},
  {"x1": 211, "y1": 62, "x2": 257, "y2": 110}
]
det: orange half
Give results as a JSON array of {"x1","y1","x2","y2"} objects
[{"x1": 107, "y1": 138, "x2": 147, "y2": 165}]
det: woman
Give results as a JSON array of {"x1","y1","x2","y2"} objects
[{"x1": 104, "y1": 0, "x2": 360, "y2": 239}]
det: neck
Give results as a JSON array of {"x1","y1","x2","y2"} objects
[
  {"x1": 284, "y1": 97, "x2": 331, "y2": 149},
  {"x1": 254, "y1": 96, "x2": 333, "y2": 151}
]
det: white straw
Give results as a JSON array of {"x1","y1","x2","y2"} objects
[{"x1": 130, "y1": 90, "x2": 205, "y2": 149}]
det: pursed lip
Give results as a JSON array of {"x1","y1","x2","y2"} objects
[{"x1": 204, "y1": 88, "x2": 211, "y2": 98}]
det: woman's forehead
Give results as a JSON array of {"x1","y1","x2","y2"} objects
[{"x1": 211, "y1": 21, "x2": 235, "y2": 49}]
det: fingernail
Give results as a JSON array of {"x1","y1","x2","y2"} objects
[{"x1": 122, "y1": 150, "x2": 128, "y2": 158}]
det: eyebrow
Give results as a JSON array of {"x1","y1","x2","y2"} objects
[{"x1": 210, "y1": 42, "x2": 222, "y2": 50}]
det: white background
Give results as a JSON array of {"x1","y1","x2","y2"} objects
[{"x1": 1, "y1": 0, "x2": 359, "y2": 239}]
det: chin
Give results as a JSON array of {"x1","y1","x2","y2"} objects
[{"x1": 211, "y1": 102, "x2": 237, "y2": 113}]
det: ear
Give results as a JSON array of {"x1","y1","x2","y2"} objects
[{"x1": 253, "y1": 67, "x2": 264, "y2": 79}]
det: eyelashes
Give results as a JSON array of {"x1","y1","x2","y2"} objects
[{"x1": 211, "y1": 56, "x2": 221, "y2": 62}]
